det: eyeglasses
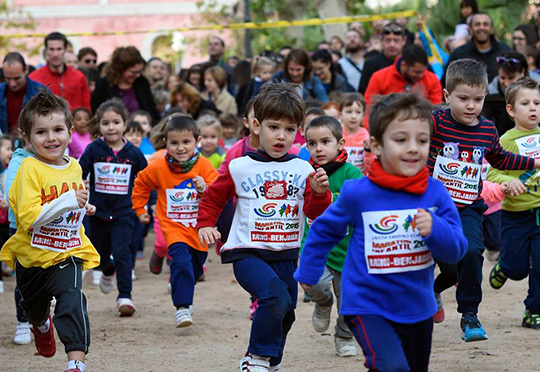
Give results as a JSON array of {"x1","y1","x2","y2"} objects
[
  {"x1": 382, "y1": 26, "x2": 403, "y2": 36},
  {"x1": 496, "y1": 56, "x2": 521, "y2": 67},
  {"x1": 84, "y1": 58, "x2": 97, "y2": 64}
]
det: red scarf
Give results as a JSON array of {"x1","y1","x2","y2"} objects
[{"x1": 368, "y1": 159, "x2": 429, "y2": 194}]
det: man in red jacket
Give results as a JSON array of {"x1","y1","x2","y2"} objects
[
  {"x1": 29, "y1": 32, "x2": 91, "y2": 111},
  {"x1": 364, "y1": 44, "x2": 442, "y2": 107}
]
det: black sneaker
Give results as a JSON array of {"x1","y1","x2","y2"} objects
[
  {"x1": 460, "y1": 312, "x2": 488, "y2": 342},
  {"x1": 489, "y1": 262, "x2": 508, "y2": 290},
  {"x1": 522, "y1": 310, "x2": 540, "y2": 330}
]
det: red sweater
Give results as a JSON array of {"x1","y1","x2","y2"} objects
[{"x1": 29, "y1": 64, "x2": 90, "y2": 111}]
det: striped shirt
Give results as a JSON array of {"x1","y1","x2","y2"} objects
[{"x1": 428, "y1": 109, "x2": 535, "y2": 207}]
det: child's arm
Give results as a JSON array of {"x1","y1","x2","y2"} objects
[
  {"x1": 132, "y1": 166, "x2": 157, "y2": 224},
  {"x1": 481, "y1": 180, "x2": 509, "y2": 203},
  {"x1": 486, "y1": 136, "x2": 536, "y2": 171},
  {"x1": 303, "y1": 168, "x2": 332, "y2": 220},
  {"x1": 78, "y1": 145, "x2": 93, "y2": 179},
  {"x1": 486, "y1": 164, "x2": 525, "y2": 197}
]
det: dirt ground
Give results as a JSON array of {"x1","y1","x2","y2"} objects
[{"x1": 1, "y1": 234, "x2": 539, "y2": 372}]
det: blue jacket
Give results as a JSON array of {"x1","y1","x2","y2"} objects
[
  {"x1": 273, "y1": 71, "x2": 329, "y2": 102},
  {"x1": 295, "y1": 177, "x2": 467, "y2": 324},
  {"x1": 0, "y1": 78, "x2": 45, "y2": 134},
  {"x1": 79, "y1": 138, "x2": 147, "y2": 220}
]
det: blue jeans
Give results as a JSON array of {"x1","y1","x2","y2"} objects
[
  {"x1": 169, "y1": 243, "x2": 207, "y2": 308},
  {"x1": 233, "y1": 257, "x2": 297, "y2": 366},
  {"x1": 345, "y1": 315, "x2": 433, "y2": 372}
]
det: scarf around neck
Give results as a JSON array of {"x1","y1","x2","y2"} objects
[
  {"x1": 165, "y1": 149, "x2": 200, "y2": 173},
  {"x1": 308, "y1": 149, "x2": 348, "y2": 177},
  {"x1": 368, "y1": 159, "x2": 428, "y2": 194}
]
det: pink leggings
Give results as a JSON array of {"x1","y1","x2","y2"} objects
[{"x1": 153, "y1": 218, "x2": 168, "y2": 258}]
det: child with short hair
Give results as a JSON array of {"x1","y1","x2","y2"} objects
[
  {"x1": 124, "y1": 120, "x2": 145, "y2": 148},
  {"x1": 297, "y1": 107, "x2": 326, "y2": 161},
  {"x1": 429, "y1": 59, "x2": 540, "y2": 341},
  {"x1": 237, "y1": 56, "x2": 277, "y2": 116},
  {"x1": 132, "y1": 114, "x2": 218, "y2": 327},
  {"x1": 219, "y1": 111, "x2": 241, "y2": 149},
  {"x1": 296, "y1": 92, "x2": 467, "y2": 372},
  {"x1": 202, "y1": 66, "x2": 238, "y2": 115},
  {"x1": 196, "y1": 114, "x2": 226, "y2": 169},
  {"x1": 0, "y1": 89, "x2": 99, "y2": 372},
  {"x1": 79, "y1": 99, "x2": 147, "y2": 316},
  {"x1": 197, "y1": 83, "x2": 332, "y2": 371},
  {"x1": 68, "y1": 107, "x2": 92, "y2": 159},
  {"x1": 487, "y1": 77, "x2": 540, "y2": 329},
  {"x1": 302, "y1": 115, "x2": 363, "y2": 357},
  {"x1": 130, "y1": 110, "x2": 155, "y2": 158}
]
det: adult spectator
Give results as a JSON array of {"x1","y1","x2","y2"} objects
[
  {"x1": 359, "y1": 22, "x2": 407, "y2": 94},
  {"x1": 512, "y1": 24, "x2": 539, "y2": 55},
  {"x1": 64, "y1": 51, "x2": 78, "y2": 69},
  {"x1": 445, "y1": 0, "x2": 478, "y2": 52},
  {"x1": 364, "y1": 44, "x2": 442, "y2": 106},
  {"x1": 311, "y1": 49, "x2": 354, "y2": 97},
  {"x1": 170, "y1": 82, "x2": 219, "y2": 120},
  {"x1": 273, "y1": 49, "x2": 329, "y2": 102},
  {"x1": 145, "y1": 57, "x2": 165, "y2": 90},
  {"x1": 338, "y1": 29, "x2": 366, "y2": 92},
  {"x1": 330, "y1": 36, "x2": 344, "y2": 53},
  {"x1": 442, "y1": 12, "x2": 511, "y2": 84},
  {"x1": 201, "y1": 66, "x2": 237, "y2": 115},
  {"x1": 202, "y1": 36, "x2": 234, "y2": 91},
  {"x1": 0, "y1": 53, "x2": 45, "y2": 134},
  {"x1": 186, "y1": 64, "x2": 203, "y2": 91},
  {"x1": 29, "y1": 32, "x2": 90, "y2": 110},
  {"x1": 91, "y1": 46, "x2": 160, "y2": 122},
  {"x1": 78, "y1": 47, "x2": 98, "y2": 70}
]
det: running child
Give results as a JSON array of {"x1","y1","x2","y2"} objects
[
  {"x1": 130, "y1": 110, "x2": 155, "y2": 158},
  {"x1": 197, "y1": 83, "x2": 332, "y2": 372},
  {"x1": 487, "y1": 77, "x2": 540, "y2": 329},
  {"x1": 197, "y1": 114, "x2": 226, "y2": 169},
  {"x1": 428, "y1": 59, "x2": 540, "y2": 341},
  {"x1": 0, "y1": 89, "x2": 99, "y2": 372},
  {"x1": 302, "y1": 116, "x2": 363, "y2": 357},
  {"x1": 68, "y1": 107, "x2": 92, "y2": 159},
  {"x1": 296, "y1": 92, "x2": 467, "y2": 372},
  {"x1": 132, "y1": 114, "x2": 218, "y2": 327},
  {"x1": 79, "y1": 99, "x2": 147, "y2": 316}
]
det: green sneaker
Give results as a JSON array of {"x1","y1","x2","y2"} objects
[
  {"x1": 522, "y1": 310, "x2": 540, "y2": 330},
  {"x1": 489, "y1": 262, "x2": 508, "y2": 289}
]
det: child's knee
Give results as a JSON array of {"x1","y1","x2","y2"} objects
[
  {"x1": 267, "y1": 278, "x2": 293, "y2": 318},
  {"x1": 504, "y1": 265, "x2": 529, "y2": 281},
  {"x1": 56, "y1": 287, "x2": 85, "y2": 314}
]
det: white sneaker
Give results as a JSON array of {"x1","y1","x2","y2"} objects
[
  {"x1": 50, "y1": 297, "x2": 57, "y2": 308},
  {"x1": 117, "y1": 298, "x2": 136, "y2": 317},
  {"x1": 335, "y1": 337, "x2": 358, "y2": 357},
  {"x1": 100, "y1": 274, "x2": 115, "y2": 294},
  {"x1": 239, "y1": 354, "x2": 270, "y2": 372},
  {"x1": 13, "y1": 321, "x2": 31, "y2": 345},
  {"x1": 312, "y1": 302, "x2": 332, "y2": 333},
  {"x1": 175, "y1": 307, "x2": 193, "y2": 328},
  {"x1": 167, "y1": 282, "x2": 172, "y2": 294},
  {"x1": 92, "y1": 270, "x2": 101, "y2": 286},
  {"x1": 132, "y1": 269, "x2": 137, "y2": 280},
  {"x1": 269, "y1": 363, "x2": 281, "y2": 371},
  {"x1": 0, "y1": 281, "x2": 4, "y2": 294}
]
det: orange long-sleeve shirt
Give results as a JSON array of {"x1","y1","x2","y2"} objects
[{"x1": 132, "y1": 153, "x2": 218, "y2": 251}]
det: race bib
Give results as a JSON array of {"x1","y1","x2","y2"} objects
[
  {"x1": 345, "y1": 146, "x2": 365, "y2": 170},
  {"x1": 166, "y1": 188, "x2": 200, "y2": 227},
  {"x1": 515, "y1": 134, "x2": 540, "y2": 158},
  {"x1": 432, "y1": 156, "x2": 480, "y2": 204},
  {"x1": 31, "y1": 208, "x2": 86, "y2": 252},
  {"x1": 249, "y1": 199, "x2": 301, "y2": 244},
  {"x1": 362, "y1": 209, "x2": 433, "y2": 274},
  {"x1": 94, "y1": 162, "x2": 132, "y2": 195}
]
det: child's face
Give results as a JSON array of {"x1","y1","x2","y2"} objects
[
  {"x1": 204, "y1": 73, "x2": 219, "y2": 93},
  {"x1": 199, "y1": 125, "x2": 220, "y2": 155},
  {"x1": 124, "y1": 129, "x2": 143, "y2": 147},
  {"x1": 253, "y1": 118, "x2": 297, "y2": 158},
  {"x1": 242, "y1": 108, "x2": 256, "y2": 138},
  {"x1": 0, "y1": 139, "x2": 13, "y2": 166},
  {"x1": 499, "y1": 69, "x2": 525, "y2": 92},
  {"x1": 132, "y1": 114, "x2": 151, "y2": 136},
  {"x1": 302, "y1": 113, "x2": 320, "y2": 136},
  {"x1": 257, "y1": 65, "x2": 275, "y2": 82},
  {"x1": 166, "y1": 130, "x2": 197, "y2": 162},
  {"x1": 340, "y1": 102, "x2": 364, "y2": 133},
  {"x1": 26, "y1": 112, "x2": 71, "y2": 165},
  {"x1": 222, "y1": 124, "x2": 237, "y2": 140},
  {"x1": 306, "y1": 126, "x2": 344, "y2": 166},
  {"x1": 507, "y1": 88, "x2": 540, "y2": 131},
  {"x1": 371, "y1": 116, "x2": 430, "y2": 177},
  {"x1": 444, "y1": 84, "x2": 486, "y2": 126},
  {"x1": 99, "y1": 110, "x2": 126, "y2": 148},
  {"x1": 188, "y1": 72, "x2": 201, "y2": 89},
  {"x1": 73, "y1": 110, "x2": 90, "y2": 135}
]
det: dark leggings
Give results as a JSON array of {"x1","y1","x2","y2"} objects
[{"x1": 434, "y1": 260, "x2": 457, "y2": 294}]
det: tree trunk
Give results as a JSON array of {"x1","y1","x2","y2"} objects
[{"x1": 316, "y1": 0, "x2": 347, "y2": 42}]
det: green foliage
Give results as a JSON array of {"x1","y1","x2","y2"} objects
[{"x1": 0, "y1": 3, "x2": 38, "y2": 57}]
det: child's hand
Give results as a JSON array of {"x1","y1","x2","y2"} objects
[
  {"x1": 309, "y1": 168, "x2": 329, "y2": 194},
  {"x1": 198, "y1": 227, "x2": 221, "y2": 246},
  {"x1": 299, "y1": 283, "x2": 312, "y2": 292},
  {"x1": 85, "y1": 203, "x2": 96, "y2": 216},
  {"x1": 501, "y1": 182, "x2": 510, "y2": 195},
  {"x1": 139, "y1": 212, "x2": 151, "y2": 224},
  {"x1": 508, "y1": 178, "x2": 526, "y2": 197},
  {"x1": 150, "y1": 205, "x2": 157, "y2": 217},
  {"x1": 193, "y1": 176, "x2": 206, "y2": 193},
  {"x1": 75, "y1": 190, "x2": 88, "y2": 208},
  {"x1": 415, "y1": 208, "x2": 432, "y2": 237}
]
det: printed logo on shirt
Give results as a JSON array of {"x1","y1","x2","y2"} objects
[
  {"x1": 94, "y1": 162, "x2": 132, "y2": 195},
  {"x1": 368, "y1": 215, "x2": 399, "y2": 235},
  {"x1": 31, "y1": 208, "x2": 86, "y2": 252},
  {"x1": 254, "y1": 202, "x2": 277, "y2": 217},
  {"x1": 516, "y1": 134, "x2": 540, "y2": 158},
  {"x1": 438, "y1": 162, "x2": 460, "y2": 175},
  {"x1": 166, "y1": 179, "x2": 201, "y2": 228},
  {"x1": 265, "y1": 180, "x2": 288, "y2": 200},
  {"x1": 521, "y1": 136, "x2": 537, "y2": 148}
]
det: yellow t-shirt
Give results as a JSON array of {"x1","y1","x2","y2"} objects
[{"x1": 0, "y1": 157, "x2": 99, "y2": 270}]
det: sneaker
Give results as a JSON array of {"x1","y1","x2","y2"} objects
[
  {"x1": 92, "y1": 270, "x2": 101, "y2": 286},
  {"x1": 460, "y1": 312, "x2": 488, "y2": 342},
  {"x1": 65, "y1": 369, "x2": 83, "y2": 372},
  {"x1": 50, "y1": 297, "x2": 57, "y2": 308},
  {"x1": 522, "y1": 310, "x2": 540, "y2": 330},
  {"x1": 0, "y1": 280, "x2": 4, "y2": 293},
  {"x1": 269, "y1": 364, "x2": 281, "y2": 372},
  {"x1": 14, "y1": 321, "x2": 32, "y2": 345},
  {"x1": 117, "y1": 298, "x2": 136, "y2": 317},
  {"x1": 433, "y1": 293, "x2": 445, "y2": 323},
  {"x1": 249, "y1": 299, "x2": 259, "y2": 320},
  {"x1": 149, "y1": 252, "x2": 164, "y2": 275},
  {"x1": 100, "y1": 274, "x2": 115, "y2": 294},
  {"x1": 175, "y1": 307, "x2": 193, "y2": 328},
  {"x1": 240, "y1": 354, "x2": 270, "y2": 372},
  {"x1": 312, "y1": 299, "x2": 332, "y2": 333},
  {"x1": 31, "y1": 315, "x2": 56, "y2": 357},
  {"x1": 334, "y1": 337, "x2": 358, "y2": 357},
  {"x1": 489, "y1": 262, "x2": 508, "y2": 290},
  {"x1": 131, "y1": 269, "x2": 137, "y2": 281}
]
